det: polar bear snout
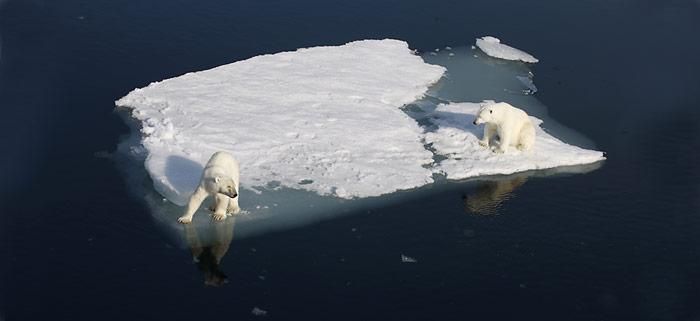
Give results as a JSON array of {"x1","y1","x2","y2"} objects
[{"x1": 220, "y1": 190, "x2": 238, "y2": 199}]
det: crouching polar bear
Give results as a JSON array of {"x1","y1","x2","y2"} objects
[
  {"x1": 178, "y1": 151, "x2": 241, "y2": 224},
  {"x1": 473, "y1": 102, "x2": 535, "y2": 153}
]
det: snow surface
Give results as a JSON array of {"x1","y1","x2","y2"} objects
[
  {"x1": 116, "y1": 39, "x2": 446, "y2": 205},
  {"x1": 425, "y1": 102, "x2": 605, "y2": 180},
  {"x1": 116, "y1": 39, "x2": 604, "y2": 208},
  {"x1": 475, "y1": 36, "x2": 539, "y2": 63}
]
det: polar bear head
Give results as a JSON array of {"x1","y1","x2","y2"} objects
[
  {"x1": 212, "y1": 176, "x2": 238, "y2": 198},
  {"x1": 473, "y1": 104, "x2": 500, "y2": 125}
]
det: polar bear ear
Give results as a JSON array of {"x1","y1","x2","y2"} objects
[{"x1": 214, "y1": 176, "x2": 221, "y2": 184}]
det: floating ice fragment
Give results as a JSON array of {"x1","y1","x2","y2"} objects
[
  {"x1": 251, "y1": 307, "x2": 268, "y2": 317},
  {"x1": 475, "y1": 36, "x2": 539, "y2": 63},
  {"x1": 401, "y1": 254, "x2": 418, "y2": 263}
]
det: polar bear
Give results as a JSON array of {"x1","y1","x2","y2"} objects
[
  {"x1": 178, "y1": 151, "x2": 241, "y2": 224},
  {"x1": 473, "y1": 102, "x2": 535, "y2": 153}
]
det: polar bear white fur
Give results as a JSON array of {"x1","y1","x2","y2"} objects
[
  {"x1": 178, "y1": 151, "x2": 241, "y2": 224},
  {"x1": 473, "y1": 102, "x2": 535, "y2": 153}
]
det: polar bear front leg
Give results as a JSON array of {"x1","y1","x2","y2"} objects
[
  {"x1": 479, "y1": 124, "x2": 495, "y2": 147},
  {"x1": 496, "y1": 128, "x2": 511, "y2": 153},
  {"x1": 212, "y1": 193, "x2": 229, "y2": 221},
  {"x1": 227, "y1": 196, "x2": 241, "y2": 214},
  {"x1": 179, "y1": 187, "x2": 208, "y2": 224}
]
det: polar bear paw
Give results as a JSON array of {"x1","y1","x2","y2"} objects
[
  {"x1": 178, "y1": 216, "x2": 193, "y2": 224},
  {"x1": 478, "y1": 139, "x2": 489, "y2": 147},
  {"x1": 212, "y1": 212, "x2": 228, "y2": 221}
]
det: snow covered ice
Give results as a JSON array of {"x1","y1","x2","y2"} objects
[
  {"x1": 116, "y1": 39, "x2": 446, "y2": 204},
  {"x1": 116, "y1": 39, "x2": 605, "y2": 238},
  {"x1": 475, "y1": 36, "x2": 539, "y2": 63},
  {"x1": 425, "y1": 102, "x2": 605, "y2": 180}
]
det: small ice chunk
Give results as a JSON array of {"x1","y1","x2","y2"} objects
[
  {"x1": 251, "y1": 307, "x2": 268, "y2": 317},
  {"x1": 475, "y1": 36, "x2": 539, "y2": 63},
  {"x1": 401, "y1": 254, "x2": 417, "y2": 263}
]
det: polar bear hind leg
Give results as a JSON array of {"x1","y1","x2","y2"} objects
[{"x1": 517, "y1": 122, "x2": 536, "y2": 151}]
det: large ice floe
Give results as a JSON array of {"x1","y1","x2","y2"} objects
[
  {"x1": 475, "y1": 36, "x2": 539, "y2": 63},
  {"x1": 117, "y1": 40, "x2": 446, "y2": 204},
  {"x1": 116, "y1": 39, "x2": 604, "y2": 237}
]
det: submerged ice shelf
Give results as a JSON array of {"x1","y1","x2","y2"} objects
[{"x1": 116, "y1": 39, "x2": 603, "y2": 208}]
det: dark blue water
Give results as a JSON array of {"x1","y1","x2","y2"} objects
[{"x1": 2, "y1": 0, "x2": 699, "y2": 320}]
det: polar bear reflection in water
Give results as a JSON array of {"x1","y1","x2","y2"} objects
[
  {"x1": 462, "y1": 176, "x2": 528, "y2": 215},
  {"x1": 461, "y1": 162, "x2": 603, "y2": 215},
  {"x1": 182, "y1": 218, "x2": 236, "y2": 287}
]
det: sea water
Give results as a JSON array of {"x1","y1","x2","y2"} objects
[{"x1": 1, "y1": 0, "x2": 699, "y2": 320}]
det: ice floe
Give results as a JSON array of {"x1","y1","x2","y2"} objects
[
  {"x1": 116, "y1": 39, "x2": 446, "y2": 204},
  {"x1": 425, "y1": 102, "x2": 606, "y2": 180},
  {"x1": 475, "y1": 36, "x2": 539, "y2": 63},
  {"x1": 116, "y1": 39, "x2": 604, "y2": 213}
]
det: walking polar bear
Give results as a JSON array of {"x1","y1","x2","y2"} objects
[
  {"x1": 178, "y1": 151, "x2": 241, "y2": 224},
  {"x1": 473, "y1": 102, "x2": 535, "y2": 153}
]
